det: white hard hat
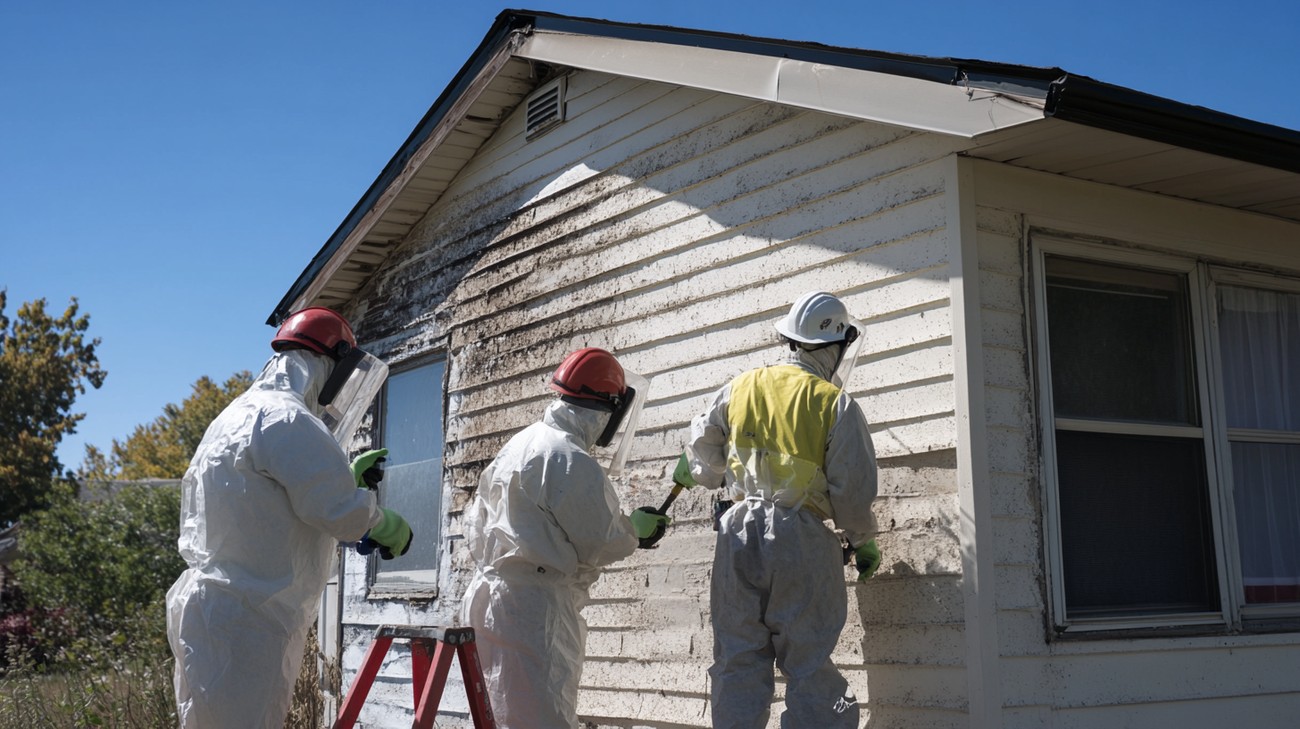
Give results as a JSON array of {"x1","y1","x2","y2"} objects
[{"x1": 774, "y1": 291, "x2": 854, "y2": 345}]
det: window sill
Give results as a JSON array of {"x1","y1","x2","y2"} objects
[
  {"x1": 366, "y1": 583, "x2": 438, "y2": 601},
  {"x1": 367, "y1": 569, "x2": 440, "y2": 601},
  {"x1": 1049, "y1": 621, "x2": 1300, "y2": 646}
]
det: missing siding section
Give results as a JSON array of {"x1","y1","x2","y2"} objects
[{"x1": 525, "y1": 75, "x2": 566, "y2": 140}]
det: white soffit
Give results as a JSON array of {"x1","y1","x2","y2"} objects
[{"x1": 517, "y1": 29, "x2": 1044, "y2": 139}]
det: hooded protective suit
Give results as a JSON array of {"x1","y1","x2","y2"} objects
[
  {"x1": 166, "y1": 350, "x2": 381, "y2": 729},
  {"x1": 460, "y1": 399, "x2": 639, "y2": 729},
  {"x1": 684, "y1": 345, "x2": 878, "y2": 729}
]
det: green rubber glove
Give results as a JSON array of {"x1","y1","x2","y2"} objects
[
  {"x1": 854, "y1": 540, "x2": 881, "y2": 582},
  {"x1": 350, "y1": 448, "x2": 389, "y2": 489},
  {"x1": 672, "y1": 452, "x2": 698, "y2": 488},
  {"x1": 629, "y1": 507, "x2": 670, "y2": 549},
  {"x1": 367, "y1": 507, "x2": 413, "y2": 559}
]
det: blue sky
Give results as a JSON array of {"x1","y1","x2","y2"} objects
[{"x1": 3, "y1": 0, "x2": 1298, "y2": 469}]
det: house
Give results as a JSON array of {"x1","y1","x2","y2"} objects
[{"x1": 269, "y1": 9, "x2": 1300, "y2": 728}]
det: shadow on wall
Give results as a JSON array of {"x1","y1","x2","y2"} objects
[{"x1": 336, "y1": 77, "x2": 969, "y2": 726}]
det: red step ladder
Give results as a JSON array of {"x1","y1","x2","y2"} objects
[{"x1": 332, "y1": 624, "x2": 497, "y2": 729}]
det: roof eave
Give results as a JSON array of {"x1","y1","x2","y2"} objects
[
  {"x1": 267, "y1": 11, "x2": 534, "y2": 326},
  {"x1": 1045, "y1": 75, "x2": 1300, "y2": 175},
  {"x1": 514, "y1": 28, "x2": 1046, "y2": 138},
  {"x1": 268, "y1": 9, "x2": 1300, "y2": 327}
]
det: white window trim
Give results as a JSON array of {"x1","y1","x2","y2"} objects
[
  {"x1": 1206, "y1": 266, "x2": 1300, "y2": 622},
  {"x1": 1031, "y1": 234, "x2": 1237, "y2": 634}
]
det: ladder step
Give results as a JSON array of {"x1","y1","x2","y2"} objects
[
  {"x1": 332, "y1": 624, "x2": 497, "y2": 729},
  {"x1": 376, "y1": 624, "x2": 476, "y2": 644}
]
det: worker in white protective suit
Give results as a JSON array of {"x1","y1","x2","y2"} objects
[
  {"x1": 677, "y1": 291, "x2": 881, "y2": 729},
  {"x1": 166, "y1": 307, "x2": 414, "y2": 729},
  {"x1": 459, "y1": 347, "x2": 668, "y2": 729}
]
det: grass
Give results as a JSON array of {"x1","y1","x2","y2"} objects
[
  {"x1": 0, "y1": 627, "x2": 339, "y2": 728},
  {"x1": 0, "y1": 657, "x2": 175, "y2": 728}
]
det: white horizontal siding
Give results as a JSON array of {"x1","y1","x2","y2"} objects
[
  {"x1": 1003, "y1": 695, "x2": 1300, "y2": 729},
  {"x1": 971, "y1": 202, "x2": 1051, "y2": 703},
  {"x1": 1000, "y1": 640, "x2": 1300, "y2": 724},
  {"x1": 972, "y1": 162, "x2": 1300, "y2": 724},
  {"x1": 347, "y1": 67, "x2": 968, "y2": 727}
]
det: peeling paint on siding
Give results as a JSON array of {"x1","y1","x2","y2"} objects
[{"x1": 342, "y1": 68, "x2": 968, "y2": 727}]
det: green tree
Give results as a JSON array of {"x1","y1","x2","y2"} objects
[
  {"x1": 11, "y1": 480, "x2": 183, "y2": 664},
  {"x1": 0, "y1": 291, "x2": 105, "y2": 527},
  {"x1": 11, "y1": 370, "x2": 248, "y2": 669},
  {"x1": 79, "y1": 371, "x2": 253, "y2": 481}
]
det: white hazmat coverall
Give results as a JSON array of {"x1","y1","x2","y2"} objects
[
  {"x1": 166, "y1": 350, "x2": 381, "y2": 729},
  {"x1": 685, "y1": 346, "x2": 878, "y2": 729},
  {"x1": 460, "y1": 399, "x2": 639, "y2": 729}
]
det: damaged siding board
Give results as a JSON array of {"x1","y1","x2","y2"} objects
[
  {"x1": 449, "y1": 121, "x2": 939, "y2": 316},
  {"x1": 348, "y1": 65, "x2": 969, "y2": 726},
  {"x1": 445, "y1": 135, "x2": 957, "y2": 386}
]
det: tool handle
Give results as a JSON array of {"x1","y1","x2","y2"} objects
[{"x1": 658, "y1": 482, "x2": 685, "y2": 513}]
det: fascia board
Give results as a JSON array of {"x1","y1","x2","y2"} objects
[
  {"x1": 517, "y1": 30, "x2": 1044, "y2": 139},
  {"x1": 279, "y1": 34, "x2": 526, "y2": 319}
]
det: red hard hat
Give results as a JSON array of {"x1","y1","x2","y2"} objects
[
  {"x1": 550, "y1": 348, "x2": 626, "y2": 407},
  {"x1": 272, "y1": 307, "x2": 357, "y2": 359}
]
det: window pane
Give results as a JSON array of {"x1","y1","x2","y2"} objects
[
  {"x1": 1045, "y1": 256, "x2": 1198, "y2": 424},
  {"x1": 1231, "y1": 442, "x2": 1300, "y2": 604},
  {"x1": 1056, "y1": 430, "x2": 1218, "y2": 618},
  {"x1": 377, "y1": 360, "x2": 445, "y2": 579},
  {"x1": 1217, "y1": 285, "x2": 1300, "y2": 431},
  {"x1": 1217, "y1": 285, "x2": 1300, "y2": 605}
]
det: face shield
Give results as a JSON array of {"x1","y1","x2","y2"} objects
[
  {"x1": 595, "y1": 371, "x2": 651, "y2": 479},
  {"x1": 318, "y1": 346, "x2": 390, "y2": 445},
  {"x1": 831, "y1": 320, "x2": 865, "y2": 390}
]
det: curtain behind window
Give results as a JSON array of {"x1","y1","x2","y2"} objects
[{"x1": 1218, "y1": 286, "x2": 1300, "y2": 603}]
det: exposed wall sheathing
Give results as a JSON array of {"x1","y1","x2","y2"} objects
[{"x1": 340, "y1": 67, "x2": 970, "y2": 727}]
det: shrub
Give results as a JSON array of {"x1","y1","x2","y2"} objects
[
  {"x1": 11, "y1": 481, "x2": 183, "y2": 667},
  {"x1": 0, "y1": 606, "x2": 74, "y2": 670},
  {"x1": 3, "y1": 479, "x2": 340, "y2": 727}
]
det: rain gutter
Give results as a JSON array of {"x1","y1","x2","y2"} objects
[{"x1": 1044, "y1": 75, "x2": 1300, "y2": 175}]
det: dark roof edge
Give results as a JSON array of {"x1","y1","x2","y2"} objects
[
  {"x1": 269, "y1": 9, "x2": 1300, "y2": 325},
  {"x1": 267, "y1": 9, "x2": 1072, "y2": 325},
  {"x1": 1046, "y1": 75, "x2": 1300, "y2": 175},
  {"x1": 524, "y1": 9, "x2": 1065, "y2": 95}
]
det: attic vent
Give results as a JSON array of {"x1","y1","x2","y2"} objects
[{"x1": 525, "y1": 76, "x2": 566, "y2": 139}]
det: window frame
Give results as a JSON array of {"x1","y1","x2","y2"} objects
[
  {"x1": 1032, "y1": 235, "x2": 1238, "y2": 634},
  {"x1": 1205, "y1": 267, "x2": 1300, "y2": 623},
  {"x1": 366, "y1": 352, "x2": 448, "y2": 599}
]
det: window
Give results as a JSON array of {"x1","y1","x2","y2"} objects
[
  {"x1": 372, "y1": 358, "x2": 445, "y2": 592},
  {"x1": 1217, "y1": 285, "x2": 1300, "y2": 606},
  {"x1": 1035, "y1": 237, "x2": 1300, "y2": 632}
]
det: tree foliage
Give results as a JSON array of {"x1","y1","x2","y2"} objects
[
  {"x1": 8, "y1": 370, "x2": 248, "y2": 670},
  {"x1": 0, "y1": 291, "x2": 105, "y2": 527},
  {"x1": 11, "y1": 481, "x2": 183, "y2": 664},
  {"x1": 79, "y1": 371, "x2": 253, "y2": 481}
]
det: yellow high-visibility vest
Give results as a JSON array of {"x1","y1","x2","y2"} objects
[{"x1": 725, "y1": 364, "x2": 841, "y2": 519}]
